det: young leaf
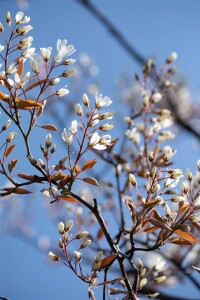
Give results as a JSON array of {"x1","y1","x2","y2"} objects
[
  {"x1": 51, "y1": 173, "x2": 66, "y2": 181},
  {"x1": 56, "y1": 195, "x2": 77, "y2": 202},
  {"x1": 24, "y1": 79, "x2": 46, "y2": 92},
  {"x1": 174, "y1": 229, "x2": 199, "y2": 244},
  {"x1": 39, "y1": 124, "x2": 58, "y2": 131},
  {"x1": 0, "y1": 91, "x2": 9, "y2": 102},
  {"x1": 17, "y1": 99, "x2": 43, "y2": 110},
  {"x1": 168, "y1": 237, "x2": 193, "y2": 246},
  {"x1": 82, "y1": 177, "x2": 99, "y2": 186},
  {"x1": 149, "y1": 219, "x2": 172, "y2": 232},
  {"x1": 17, "y1": 59, "x2": 24, "y2": 77},
  {"x1": 144, "y1": 226, "x2": 158, "y2": 233},
  {"x1": 82, "y1": 159, "x2": 97, "y2": 171},
  {"x1": 100, "y1": 254, "x2": 119, "y2": 269},
  {"x1": 8, "y1": 159, "x2": 18, "y2": 173},
  {"x1": 4, "y1": 144, "x2": 16, "y2": 159},
  {"x1": 2, "y1": 187, "x2": 32, "y2": 194}
]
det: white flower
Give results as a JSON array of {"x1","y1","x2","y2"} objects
[
  {"x1": 89, "y1": 132, "x2": 110, "y2": 150},
  {"x1": 126, "y1": 128, "x2": 140, "y2": 144},
  {"x1": 100, "y1": 134, "x2": 112, "y2": 146},
  {"x1": 14, "y1": 72, "x2": 30, "y2": 88},
  {"x1": 164, "y1": 178, "x2": 180, "y2": 188},
  {"x1": 56, "y1": 87, "x2": 69, "y2": 97},
  {"x1": 30, "y1": 57, "x2": 40, "y2": 73},
  {"x1": 151, "y1": 92, "x2": 162, "y2": 103},
  {"x1": 54, "y1": 39, "x2": 75, "y2": 62},
  {"x1": 6, "y1": 63, "x2": 17, "y2": 74},
  {"x1": 69, "y1": 120, "x2": 77, "y2": 134},
  {"x1": 22, "y1": 47, "x2": 35, "y2": 58},
  {"x1": 193, "y1": 195, "x2": 200, "y2": 207},
  {"x1": 62, "y1": 69, "x2": 76, "y2": 77},
  {"x1": 166, "y1": 52, "x2": 177, "y2": 64},
  {"x1": 62, "y1": 128, "x2": 73, "y2": 145},
  {"x1": 95, "y1": 92, "x2": 112, "y2": 108},
  {"x1": 49, "y1": 78, "x2": 60, "y2": 85},
  {"x1": 0, "y1": 45, "x2": 4, "y2": 52},
  {"x1": 17, "y1": 25, "x2": 33, "y2": 35},
  {"x1": 15, "y1": 12, "x2": 30, "y2": 24},
  {"x1": 100, "y1": 123, "x2": 113, "y2": 131},
  {"x1": 74, "y1": 103, "x2": 83, "y2": 116},
  {"x1": 89, "y1": 132, "x2": 100, "y2": 147},
  {"x1": 20, "y1": 36, "x2": 33, "y2": 45},
  {"x1": 100, "y1": 111, "x2": 113, "y2": 120},
  {"x1": 40, "y1": 47, "x2": 52, "y2": 62}
]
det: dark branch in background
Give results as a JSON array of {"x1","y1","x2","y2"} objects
[{"x1": 75, "y1": 0, "x2": 200, "y2": 141}]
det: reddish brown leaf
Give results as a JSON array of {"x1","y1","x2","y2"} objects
[
  {"x1": 97, "y1": 277, "x2": 124, "y2": 286},
  {"x1": 17, "y1": 99, "x2": 43, "y2": 110},
  {"x1": 153, "y1": 209, "x2": 163, "y2": 222},
  {"x1": 2, "y1": 187, "x2": 32, "y2": 194},
  {"x1": 17, "y1": 59, "x2": 24, "y2": 77},
  {"x1": 100, "y1": 254, "x2": 119, "y2": 269},
  {"x1": 178, "y1": 204, "x2": 189, "y2": 216},
  {"x1": 144, "y1": 199, "x2": 161, "y2": 208},
  {"x1": 24, "y1": 79, "x2": 46, "y2": 92},
  {"x1": 82, "y1": 177, "x2": 99, "y2": 186},
  {"x1": 4, "y1": 144, "x2": 16, "y2": 159},
  {"x1": 0, "y1": 91, "x2": 9, "y2": 102},
  {"x1": 75, "y1": 164, "x2": 81, "y2": 173},
  {"x1": 97, "y1": 228, "x2": 104, "y2": 240},
  {"x1": 153, "y1": 145, "x2": 159, "y2": 158},
  {"x1": 57, "y1": 175, "x2": 71, "y2": 190},
  {"x1": 56, "y1": 195, "x2": 77, "y2": 202},
  {"x1": 144, "y1": 226, "x2": 158, "y2": 233},
  {"x1": 82, "y1": 159, "x2": 97, "y2": 171},
  {"x1": 174, "y1": 229, "x2": 199, "y2": 244},
  {"x1": 149, "y1": 219, "x2": 172, "y2": 232},
  {"x1": 168, "y1": 237, "x2": 193, "y2": 245},
  {"x1": 51, "y1": 173, "x2": 66, "y2": 181},
  {"x1": 8, "y1": 159, "x2": 18, "y2": 173},
  {"x1": 40, "y1": 124, "x2": 58, "y2": 131}
]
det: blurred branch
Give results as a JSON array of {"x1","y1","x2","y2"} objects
[{"x1": 76, "y1": 0, "x2": 200, "y2": 141}]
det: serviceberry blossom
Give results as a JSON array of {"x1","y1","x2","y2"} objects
[
  {"x1": 62, "y1": 128, "x2": 73, "y2": 145},
  {"x1": 22, "y1": 47, "x2": 35, "y2": 58},
  {"x1": 15, "y1": 12, "x2": 30, "y2": 24},
  {"x1": 56, "y1": 87, "x2": 69, "y2": 97},
  {"x1": 0, "y1": 45, "x2": 4, "y2": 52},
  {"x1": 69, "y1": 120, "x2": 77, "y2": 135},
  {"x1": 95, "y1": 92, "x2": 112, "y2": 108},
  {"x1": 6, "y1": 63, "x2": 17, "y2": 74},
  {"x1": 40, "y1": 47, "x2": 52, "y2": 62},
  {"x1": 74, "y1": 103, "x2": 83, "y2": 116},
  {"x1": 54, "y1": 39, "x2": 75, "y2": 63},
  {"x1": 89, "y1": 132, "x2": 111, "y2": 150},
  {"x1": 17, "y1": 25, "x2": 33, "y2": 35},
  {"x1": 30, "y1": 57, "x2": 40, "y2": 73},
  {"x1": 14, "y1": 72, "x2": 30, "y2": 88}
]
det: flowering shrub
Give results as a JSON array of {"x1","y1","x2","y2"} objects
[{"x1": 0, "y1": 11, "x2": 200, "y2": 300}]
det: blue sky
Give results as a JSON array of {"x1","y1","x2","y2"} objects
[{"x1": 0, "y1": 1, "x2": 200, "y2": 299}]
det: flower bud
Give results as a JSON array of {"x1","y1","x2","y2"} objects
[
  {"x1": 83, "y1": 93, "x2": 90, "y2": 107},
  {"x1": 62, "y1": 69, "x2": 76, "y2": 77},
  {"x1": 166, "y1": 52, "x2": 177, "y2": 64},
  {"x1": 149, "y1": 151, "x2": 154, "y2": 162},
  {"x1": 186, "y1": 169, "x2": 193, "y2": 181},
  {"x1": 49, "y1": 78, "x2": 60, "y2": 85},
  {"x1": 74, "y1": 103, "x2": 83, "y2": 116},
  {"x1": 2, "y1": 120, "x2": 11, "y2": 131},
  {"x1": 154, "y1": 276, "x2": 166, "y2": 284},
  {"x1": 48, "y1": 251, "x2": 60, "y2": 261},
  {"x1": 0, "y1": 23, "x2": 4, "y2": 32},
  {"x1": 59, "y1": 239, "x2": 64, "y2": 248},
  {"x1": 100, "y1": 123, "x2": 114, "y2": 131},
  {"x1": 62, "y1": 58, "x2": 76, "y2": 65},
  {"x1": 143, "y1": 96, "x2": 149, "y2": 107},
  {"x1": 45, "y1": 134, "x2": 52, "y2": 148},
  {"x1": 6, "y1": 131, "x2": 16, "y2": 143},
  {"x1": 74, "y1": 251, "x2": 82, "y2": 261},
  {"x1": 76, "y1": 231, "x2": 89, "y2": 239},
  {"x1": 151, "y1": 92, "x2": 162, "y2": 103},
  {"x1": 50, "y1": 144, "x2": 56, "y2": 154},
  {"x1": 147, "y1": 293, "x2": 160, "y2": 299},
  {"x1": 65, "y1": 220, "x2": 73, "y2": 232},
  {"x1": 38, "y1": 159, "x2": 45, "y2": 169},
  {"x1": 80, "y1": 239, "x2": 91, "y2": 249},
  {"x1": 58, "y1": 222, "x2": 65, "y2": 234},
  {"x1": 6, "y1": 11, "x2": 12, "y2": 23},
  {"x1": 129, "y1": 173, "x2": 137, "y2": 187},
  {"x1": 139, "y1": 278, "x2": 147, "y2": 289},
  {"x1": 181, "y1": 181, "x2": 189, "y2": 194}
]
